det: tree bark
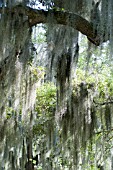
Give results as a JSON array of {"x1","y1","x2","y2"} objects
[{"x1": 25, "y1": 137, "x2": 34, "y2": 170}]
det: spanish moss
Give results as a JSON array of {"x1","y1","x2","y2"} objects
[{"x1": 0, "y1": 0, "x2": 113, "y2": 169}]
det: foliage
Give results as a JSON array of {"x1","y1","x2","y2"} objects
[
  {"x1": 72, "y1": 36, "x2": 113, "y2": 169},
  {"x1": 36, "y1": 83, "x2": 56, "y2": 113},
  {"x1": 33, "y1": 82, "x2": 56, "y2": 136},
  {"x1": 32, "y1": 25, "x2": 46, "y2": 44},
  {"x1": 32, "y1": 82, "x2": 57, "y2": 168},
  {"x1": 75, "y1": 35, "x2": 113, "y2": 100}
]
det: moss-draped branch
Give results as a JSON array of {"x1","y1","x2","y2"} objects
[{"x1": 0, "y1": 5, "x2": 108, "y2": 46}]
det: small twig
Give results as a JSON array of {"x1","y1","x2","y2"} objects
[
  {"x1": 93, "y1": 99, "x2": 113, "y2": 106},
  {"x1": 95, "y1": 128, "x2": 113, "y2": 135}
]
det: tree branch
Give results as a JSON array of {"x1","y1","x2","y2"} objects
[
  {"x1": 0, "y1": 5, "x2": 105, "y2": 46},
  {"x1": 93, "y1": 99, "x2": 113, "y2": 106},
  {"x1": 95, "y1": 128, "x2": 113, "y2": 135}
]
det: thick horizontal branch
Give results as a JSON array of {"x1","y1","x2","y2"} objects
[{"x1": 0, "y1": 5, "x2": 104, "y2": 46}]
